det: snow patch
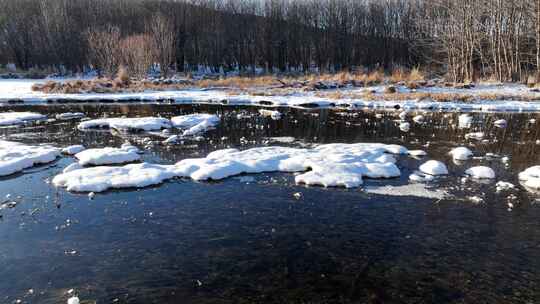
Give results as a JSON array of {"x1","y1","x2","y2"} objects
[
  {"x1": 75, "y1": 146, "x2": 141, "y2": 166},
  {"x1": 0, "y1": 140, "x2": 59, "y2": 176},
  {"x1": 365, "y1": 183, "x2": 447, "y2": 199},
  {"x1": 78, "y1": 117, "x2": 171, "y2": 131},
  {"x1": 54, "y1": 143, "x2": 411, "y2": 192},
  {"x1": 465, "y1": 166, "x2": 495, "y2": 179},
  {"x1": 0, "y1": 112, "x2": 46, "y2": 126},
  {"x1": 449, "y1": 147, "x2": 473, "y2": 160},
  {"x1": 171, "y1": 113, "x2": 220, "y2": 136},
  {"x1": 62, "y1": 145, "x2": 85, "y2": 155},
  {"x1": 419, "y1": 160, "x2": 448, "y2": 176}
]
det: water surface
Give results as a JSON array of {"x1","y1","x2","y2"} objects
[{"x1": 1, "y1": 104, "x2": 540, "y2": 303}]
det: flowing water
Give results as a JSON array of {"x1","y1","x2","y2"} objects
[{"x1": 1, "y1": 104, "x2": 540, "y2": 303}]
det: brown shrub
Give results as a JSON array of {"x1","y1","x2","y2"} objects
[{"x1": 115, "y1": 66, "x2": 130, "y2": 84}]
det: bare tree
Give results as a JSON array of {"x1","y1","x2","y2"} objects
[{"x1": 147, "y1": 13, "x2": 176, "y2": 77}]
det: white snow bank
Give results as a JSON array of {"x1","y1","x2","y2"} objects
[
  {"x1": 365, "y1": 183, "x2": 447, "y2": 199},
  {"x1": 519, "y1": 166, "x2": 540, "y2": 189},
  {"x1": 78, "y1": 117, "x2": 171, "y2": 131},
  {"x1": 62, "y1": 145, "x2": 85, "y2": 155},
  {"x1": 0, "y1": 140, "x2": 59, "y2": 176},
  {"x1": 54, "y1": 143, "x2": 411, "y2": 192},
  {"x1": 56, "y1": 112, "x2": 85, "y2": 120},
  {"x1": 465, "y1": 166, "x2": 495, "y2": 179},
  {"x1": 171, "y1": 113, "x2": 220, "y2": 136},
  {"x1": 449, "y1": 147, "x2": 473, "y2": 160},
  {"x1": 0, "y1": 112, "x2": 46, "y2": 126},
  {"x1": 75, "y1": 146, "x2": 141, "y2": 166},
  {"x1": 3, "y1": 80, "x2": 540, "y2": 112},
  {"x1": 419, "y1": 160, "x2": 448, "y2": 176}
]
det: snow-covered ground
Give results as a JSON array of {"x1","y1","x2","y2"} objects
[{"x1": 2, "y1": 79, "x2": 540, "y2": 112}]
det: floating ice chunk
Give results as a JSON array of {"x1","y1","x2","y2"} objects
[
  {"x1": 75, "y1": 147, "x2": 140, "y2": 166},
  {"x1": 63, "y1": 162, "x2": 84, "y2": 173},
  {"x1": 62, "y1": 145, "x2": 85, "y2": 155},
  {"x1": 398, "y1": 111, "x2": 408, "y2": 120},
  {"x1": 56, "y1": 112, "x2": 85, "y2": 120},
  {"x1": 78, "y1": 117, "x2": 171, "y2": 131},
  {"x1": 496, "y1": 181, "x2": 515, "y2": 192},
  {"x1": 465, "y1": 166, "x2": 495, "y2": 179},
  {"x1": 465, "y1": 132, "x2": 484, "y2": 140},
  {"x1": 468, "y1": 196, "x2": 484, "y2": 204},
  {"x1": 409, "y1": 172, "x2": 435, "y2": 183},
  {"x1": 163, "y1": 135, "x2": 180, "y2": 144},
  {"x1": 449, "y1": 147, "x2": 473, "y2": 160},
  {"x1": 409, "y1": 150, "x2": 427, "y2": 157},
  {"x1": 399, "y1": 122, "x2": 410, "y2": 132},
  {"x1": 494, "y1": 119, "x2": 507, "y2": 127},
  {"x1": 365, "y1": 183, "x2": 447, "y2": 199},
  {"x1": 518, "y1": 166, "x2": 540, "y2": 189},
  {"x1": 120, "y1": 143, "x2": 141, "y2": 153},
  {"x1": 419, "y1": 160, "x2": 448, "y2": 176},
  {"x1": 413, "y1": 115, "x2": 424, "y2": 123},
  {"x1": 67, "y1": 297, "x2": 80, "y2": 304},
  {"x1": 458, "y1": 114, "x2": 473, "y2": 129},
  {"x1": 0, "y1": 112, "x2": 46, "y2": 126},
  {"x1": 53, "y1": 163, "x2": 177, "y2": 192},
  {"x1": 265, "y1": 136, "x2": 296, "y2": 144},
  {"x1": 171, "y1": 113, "x2": 220, "y2": 128},
  {"x1": 259, "y1": 109, "x2": 282, "y2": 120},
  {"x1": 0, "y1": 140, "x2": 59, "y2": 176},
  {"x1": 384, "y1": 144, "x2": 408, "y2": 155},
  {"x1": 54, "y1": 143, "x2": 411, "y2": 192},
  {"x1": 171, "y1": 114, "x2": 220, "y2": 136}
]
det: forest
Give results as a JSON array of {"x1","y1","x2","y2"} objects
[{"x1": 0, "y1": 0, "x2": 539, "y2": 83}]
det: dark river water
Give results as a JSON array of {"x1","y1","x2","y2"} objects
[{"x1": 1, "y1": 104, "x2": 540, "y2": 304}]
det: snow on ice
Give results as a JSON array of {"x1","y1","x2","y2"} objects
[
  {"x1": 0, "y1": 140, "x2": 59, "y2": 176},
  {"x1": 75, "y1": 146, "x2": 141, "y2": 166},
  {"x1": 465, "y1": 166, "x2": 496, "y2": 179},
  {"x1": 171, "y1": 113, "x2": 220, "y2": 136},
  {"x1": 61, "y1": 145, "x2": 85, "y2": 155},
  {"x1": 78, "y1": 117, "x2": 171, "y2": 131},
  {"x1": 419, "y1": 160, "x2": 448, "y2": 176},
  {"x1": 0, "y1": 112, "x2": 46, "y2": 126},
  {"x1": 449, "y1": 147, "x2": 473, "y2": 160},
  {"x1": 54, "y1": 143, "x2": 412, "y2": 192}
]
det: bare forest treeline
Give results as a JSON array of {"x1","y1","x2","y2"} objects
[{"x1": 0, "y1": 0, "x2": 539, "y2": 83}]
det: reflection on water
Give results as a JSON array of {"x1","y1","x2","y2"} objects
[{"x1": 1, "y1": 104, "x2": 540, "y2": 303}]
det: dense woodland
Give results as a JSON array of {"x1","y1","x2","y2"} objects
[{"x1": 0, "y1": 0, "x2": 539, "y2": 83}]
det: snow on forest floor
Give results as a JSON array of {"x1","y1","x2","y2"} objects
[{"x1": 1, "y1": 79, "x2": 540, "y2": 112}]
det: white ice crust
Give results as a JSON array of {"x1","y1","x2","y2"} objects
[
  {"x1": 465, "y1": 166, "x2": 495, "y2": 179},
  {"x1": 0, "y1": 140, "x2": 59, "y2": 176},
  {"x1": 62, "y1": 145, "x2": 86, "y2": 155},
  {"x1": 75, "y1": 146, "x2": 141, "y2": 166},
  {"x1": 419, "y1": 160, "x2": 449, "y2": 176},
  {"x1": 0, "y1": 112, "x2": 46, "y2": 126},
  {"x1": 53, "y1": 143, "x2": 410, "y2": 192},
  {"x1": 171, "y1": 114, "x2": 220, "y2": 136},
  {"x1": 449, "y1": 147, "x2": 473, "y2": 160},
  {"x1": 78, "y1": 117, "x2": 171, "y2": 131},
  {"x1": 519, "y1": 166, "x2": 540, "y2": 189}
]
